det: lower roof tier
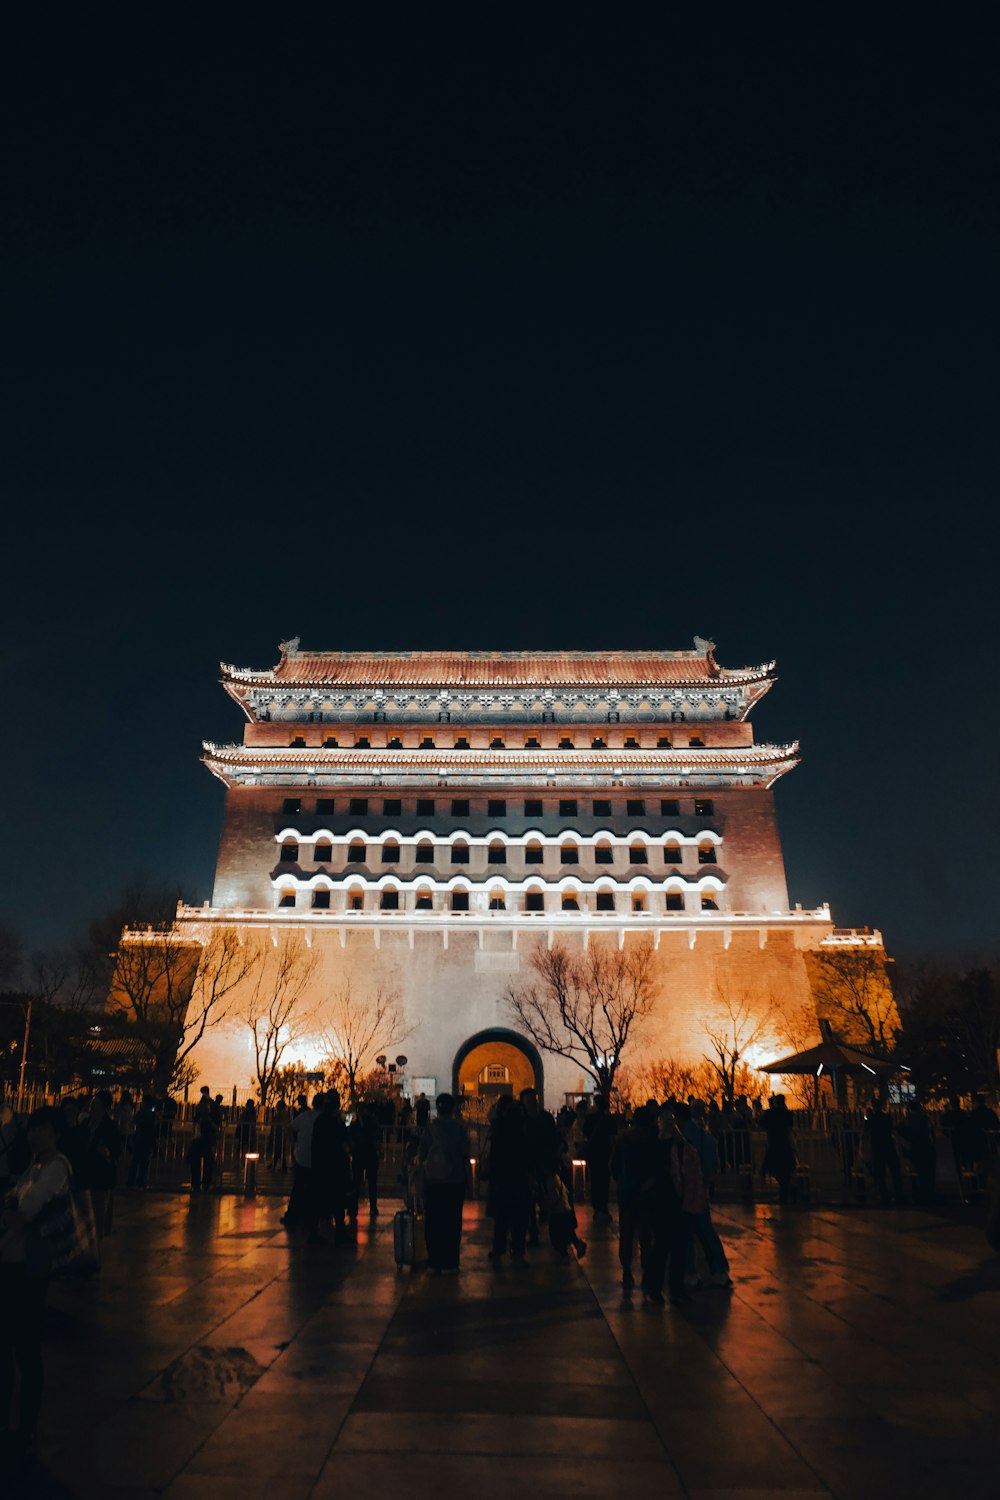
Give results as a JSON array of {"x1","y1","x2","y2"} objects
[{"x1": 203, "y1": 742, "x2": 800, "y2": 791}]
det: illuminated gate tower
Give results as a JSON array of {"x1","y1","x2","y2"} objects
[{"x1": 179, "y1": 642, "x2": 874, "y2": 1104}]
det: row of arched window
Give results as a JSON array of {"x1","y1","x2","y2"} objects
[
  {"x1": 278, "y1": 840, "x2": 719, "y2": 867},
  {"x1": 277, "y1": 888, "x2": 720, "y2": 914}
]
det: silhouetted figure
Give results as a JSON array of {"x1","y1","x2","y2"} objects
[
  {"x1": 419, "y1": 1093, "x2": 469, "y2": 1273},
  {"x1": 236, "y1": 1101, "x2": 258, "y2": 1157},
  {"x1": 312, "y1": 1092, "x2": 352, "y2": 1245},
  {"x1": 612, "y1": 1106, "x2": 658, "y2": 1291},
  {"x1": 762, "y1": 1095, "x2": 797, "y2": 1204},
  {"x1": 415, "y1": 1093, "x2": 431, "y2": 1131},
  {"x1": 189, "y1": 1116, "x2": 217, "y2": 1193},
  {"x1": 349, "y1": 1101, "x2": 381, "y2": 1216},
  {"x1": 282, "y1": 1093, "x2": 316, "y2": 1227},
  {"x1": 583, "y1": 1095, "x2": 616, "y2": 1223},
  {"x1": 898, "y1": 1099, "x2": 936, "y2": 1205},
  {"x1": 864, "y1": 1095, "x2": 902, "y2": 1205},
  {"x1": 127, "y1": 1096, "x2": 157, "y2": 1189},
  {"x1": 486, "y1": 1095, "x2": 531, "y2": 1263},
  {"x1": 0, "y1": 1107, "x2": 74, "y2": 1463},
  {"x1": 676, "y1": 1102, "x2": 731, "y2": 1287},
  {"x1": 269, "y1": 1100, "x2": 290, "y2": 1171},
  {"x1": 75, "y1": 1090, "x2": 121, "y2": 1236}
]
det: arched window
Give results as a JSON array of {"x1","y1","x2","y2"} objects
[
  {"x1": 524, "y1": 842, "x2": 544, "y2": 866},
  {"x1": 561, "y1": 894, "x2": 580, "y2": 911},
  {"x1": 312, "y1": 889, "x2": 331, "y2": 909},
  {"x1": 628, "y1": 844, "x2": 648, "y2": 865},
  {"x1": 451, "y1": 842, "x2": 470, "y2": 865},
  {"x1": 279, "y1": 841, "x2": 299, "y2": 864},
  {"x1": 488, "y1": 890, "x2": 506, "y2": 910},
  {"x1": 525, "y1": 891, "x2": 545, "y2": 912},
  {"x1": 347, "y1": 842, "x2": 366, "y2": 864},
  {"x1": 451, "y1": 890, "x2": 470, "y2": 912},
  {"x1": 349, "y1": 892, "x2": 364, "y2": 911},
  {"x1": 596, "y1": 892, "x2": 616, "y2": 913},
  {"x1": 698, "y1": 844, "x2": 717, "y2": 865},
  {"x1": 595, "y1": 842, "x2": 614, "y2": 865},
  {"x1": 487, "y1": 842, "x2": 506, "y2": 865},
  {"x1": 380, "y1": 888, "x2": 400, "y2": 910},
  {"x1": 701, "y1": 892, "x2": 719, "y2": 911},
  {"x1": 664, "y1": 844, "x2": 683, "y2": 865},
  {"x1": 314, "y1": 842, "x2": 333, "y2": 863},
  {"x1": 415, "y1": 843, "x2": 434, "y2": 864},
  {"x1": 666, "y1": 891, "x2": 685, "y2": 911},
  {"x1": 560, "y1": 845, "x2": 580, "y2": 865},
  {"x1": 632, "y1": 893, "x2": 646, "y2": 912},
  {"x1": 382, "y1": 842, "x2": 401, "y2": 864},
  {"x1": 415, "y1": 889, "x2": 433, "y2": 910},
  {"x1": 278, "y1": 889, "x2": 296, "y2": 909}
]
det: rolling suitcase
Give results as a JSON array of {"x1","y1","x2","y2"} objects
[{"x1": 393, "y1": 1207, "x2": 425, "y2": 1268}]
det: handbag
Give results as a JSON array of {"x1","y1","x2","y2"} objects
[{"x1": 24, "y1": 1188, "x2": 100, "y2": 1280}]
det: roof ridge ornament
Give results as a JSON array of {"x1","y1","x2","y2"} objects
[{"x1": 279, "y1": 636, "x2": 301, "y2": 657}]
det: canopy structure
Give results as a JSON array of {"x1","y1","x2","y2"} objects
[{"x1": 758, "y1": 1038, "x2": 896, "y2": 1077}]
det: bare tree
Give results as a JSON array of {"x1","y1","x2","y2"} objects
[
  {"x1": 701, "y1": 985, "x2": 778, "y2": 1106},
  {"x1": 318, "y1": 981, "x2": 408, "y2": 1104},
  {"x1": 808, "y1": 945, "x2": 899, "y2": 1050},
  {"x1": 615, "y1": 1054, "x2": 702, "y2": 1109},
  {"x1": 507, "y1": 938, "x2": 658, "y2": 1096},
  {"x1": 240, "y1": 936, "x2": 320, "y2": 1106},
  {"x1": 108, "y1": 925, "x2": 255, "y2": 1092}
]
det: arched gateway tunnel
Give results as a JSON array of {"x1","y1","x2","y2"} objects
[{"x1": 453, "y1": 1028, "x2": 545, "y2": 1103}]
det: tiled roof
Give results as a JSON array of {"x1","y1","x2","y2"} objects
[{"x1": 221, "y1": 651, "x2": 775, "y2": 689}]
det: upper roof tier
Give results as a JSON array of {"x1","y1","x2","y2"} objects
[{"x1": 222, "y1": 642, "x2": 775, "y2": 687}]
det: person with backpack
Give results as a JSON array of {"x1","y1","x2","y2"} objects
[{"x1": 418, "y1": 1094, "x2": 469, "y2": 1273}]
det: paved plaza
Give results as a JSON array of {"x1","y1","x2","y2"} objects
[{"x1": 20, "y1": 1190, "x2": 1000, "y2": 1499}]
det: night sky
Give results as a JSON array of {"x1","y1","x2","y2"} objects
[{"x1": 3, "y1": 18, "x2": 997, "y2": 962}]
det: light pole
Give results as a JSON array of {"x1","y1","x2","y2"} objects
[{"x1": 17, "y1": 998, "x2": 32, "y2": 1111}]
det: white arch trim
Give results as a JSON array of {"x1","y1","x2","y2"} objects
[
  {"x1": 274, "y1": 826, "x2": 722, "y2": 849},
  {"x1": 272, "y1": 872, "x2": 725, "y2": 895}
]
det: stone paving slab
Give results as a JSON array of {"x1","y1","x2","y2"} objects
[{"x1": 10, "y1": 1191, "x2": 1000, "y2": 1499}]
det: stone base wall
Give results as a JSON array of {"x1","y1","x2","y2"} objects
[{"x1": 188, "y1": 924, "x2": 818, "y2": 1110}]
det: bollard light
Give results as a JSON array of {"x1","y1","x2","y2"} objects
[{"x1": 244, "y1": 1151, "x2": 259, "y2": 1199}]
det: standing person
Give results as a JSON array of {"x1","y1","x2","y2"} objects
[
  {"x1": 486, "y1": 1095, "x2": 531, "y2": 1264},
  {"x1": 612, "y1": 1106, "x2": 657, "y2": 1291},
  {"x1": 236, "y1": 1100, "x2": 258, "y2": 1158},
  {"x1": 282, "y1": 1093, "x2": 316, "y2": 1228},
  {"x1": 864, "y1": 1095, "x2": 902, "y2": 1205},
  {"x1": 312, "y1": 1092, "x2": 353, "y2": 1246},
  {"x1": 415, "y1": 1093, "x2": 431, "y2": 1132},
  {"x1": 75, "y1": 1091, "x2": 121, "y2": 1239},
  {"x1": 762, "y1": 1094, "x2": 797, "y2": 1204},
  {"x1": 190, "y1": 1087, "x2": 219, "y2": 1195},
  {"x1": 518, "y1": 1087, "x2": 554, "y2": 1246},
  {"x1": 583, "y1": 1094, "x2": 616, "y2": 1224},
  {"x1": 898, "y1": 1099, "x2": 936, "y2": 1206},
  {"x1": 270, "y1": 1099, "x2": 290, "y2": 1171},
  {"x1": 675, "y1": 1102, "x2": 732, "y2": 1288},
  {"x1": 127, "y1": 1095, "x2": 158, "y2": 1189},
  {"x1": 349, "y1": 1100, "x2": 381, "y2": 1217},
  {"x1": 419, "y1": 1094, "x2": 469, "y2": 1274},
  {"x1": 0, "y1": 1107, "x2": 74, "y2": 1463},
  {"x1": 637, "y1": 1105, "x2": 689, "y2": 1306}
]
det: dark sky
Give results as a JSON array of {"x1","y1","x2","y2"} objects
[{"x1": 3, "y1": 17, "x2": 997, "y2": 963}]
